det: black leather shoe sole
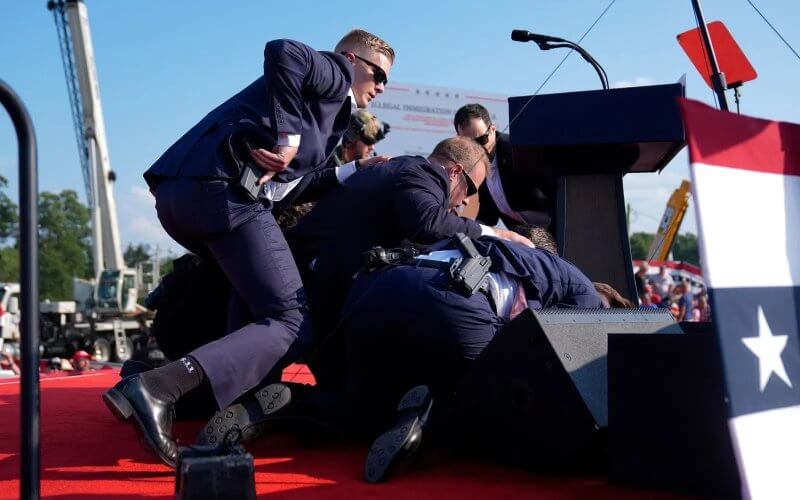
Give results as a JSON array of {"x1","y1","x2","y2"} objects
[
  {"x1": 196, "y1": 383, "x2": 292, "y2": 446},
  {"x1": 102, "y1": 385, "x2": 177, "y2": 468},
  {"x1": 364, "y1": 385, "x2": 432, "y2": 483}
]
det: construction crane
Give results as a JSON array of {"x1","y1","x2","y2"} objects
[
  {"x1": 647, "y1": 180, "x2": 692, "y2": 261},
  {"x1": 48, "y1": 0, "x2": 138, "y2": 314}
]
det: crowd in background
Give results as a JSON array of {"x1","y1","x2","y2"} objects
[{"x1": 635, "y1": 263, "x2": 711, "y2": 322}]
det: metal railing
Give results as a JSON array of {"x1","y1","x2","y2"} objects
[{"x1": 1, "y1": 79, "x2": 41, "y2": 500}]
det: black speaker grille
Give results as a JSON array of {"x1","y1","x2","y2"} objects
[{"x1": 535, "y1": 308, "x2": 678, "y2": 325}]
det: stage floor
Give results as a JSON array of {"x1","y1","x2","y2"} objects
[{"x1": 0, "y1": 366, "x2": 688, "y2": 499}]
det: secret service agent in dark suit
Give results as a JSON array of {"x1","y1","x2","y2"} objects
[
  {"x1": 341, "y1": 237, "x2": 603, "y2": 481},
  {"x1": 286, "y1": 137, "x2": 533, "y2": 386},
  {"x1": 103, "y1": 30, "x2": 395, "y2": 468},
  {"x1": 194, "y1": 237, "x2": 605, "y2": 480},
  {"x1": 344, "y1": 237, "x2": 603, "y2": 415},
  {"x1": 454, "y1": 103, "x2": 557, "y2": 231}
]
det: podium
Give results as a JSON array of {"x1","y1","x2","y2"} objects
[{"x1": 509, "y1": 83, "x2": 686, "y2": 301}]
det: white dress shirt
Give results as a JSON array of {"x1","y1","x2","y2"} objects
[{"x1": 261, "y1": 90, "x2": 358, "y2": 202}]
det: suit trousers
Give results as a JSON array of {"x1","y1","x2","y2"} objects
[
  {"x1": 153, "y1": 177, "x2": 312, "y2": 409},
  {"x1": 339, "y1": 266, "x2": 503, "y2": 426}
]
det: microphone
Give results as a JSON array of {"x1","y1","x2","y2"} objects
[{"x1": 511, "y1": 30, "x2": 562, "y2": 44}]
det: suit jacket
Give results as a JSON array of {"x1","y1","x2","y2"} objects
[
  {"x1": 428, "y1": 237, "x2": 600, "y2": 309},
  {"x1": 144, "y1": 39, "x2": 353, "y2": 187},
  {"x1": 271, "y1": 166, "x2": 340, "y2": 216},
  {"x1": 476, "y1": 133, "x2": 557, "y2": 230},
  {"x1": 287, "y1": 155, "x2": 483, "y2": 303},
  {"x1": 474, "y1": 238, "x2": 601, "y2": 309}
]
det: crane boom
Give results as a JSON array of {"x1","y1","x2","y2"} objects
[
  {"x1": 49, "y1": 0, "x2": 140, "y2": 315},
  {"x1": 48, "y1": 0, "x2": 124, "y2": 275},
  {"x1": 646, "y1": 180, "x2": 692, "y2": 261}
]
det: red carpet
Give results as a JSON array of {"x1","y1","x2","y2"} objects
[{"x1": 0, "y1": 366, "x2": 687, "y2": 499}]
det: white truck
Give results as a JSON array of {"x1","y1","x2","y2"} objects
[
  {"x1": 0, "y1": 283, "x2": 21, "y2": 352},
  {"x1": 1, "y1": 280, "x2": 146, "y2": 362}
]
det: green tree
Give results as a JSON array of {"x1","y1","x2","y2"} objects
[
  {"x1": 38, "y1": 190, "x2": 92, "y2": 300},
  {"x1": 0, "y1": 175, "x2": 18, "y2": 243},
  {"x1": 0, "y1": 247, "x2": 19, "y2": 283},
  {"x1": 629, "y1": 232, "x2": 654, "y2": 260},
  {"x1": 124, "y1": 243, "x2": 151, "y2": 268},
  {"x1": 672, "y1": 232, "x2": 700, "y2": 265}
]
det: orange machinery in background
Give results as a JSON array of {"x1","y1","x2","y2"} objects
[{"x1": 647, "y1": 180, "x2": 692, "y2": 261}]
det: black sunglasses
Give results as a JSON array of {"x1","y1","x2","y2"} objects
[
  {"x1": 474, "y1": 126, "x2": 493, "y2": 146},
  {"x1": 347, "y1": 53, "x2": 388, "y2": 86},
  {"x1": 462, "y1": 171, "x2": 478, "y2": 197}
]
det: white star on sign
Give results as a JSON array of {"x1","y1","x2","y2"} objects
[{"x1": 741, "y1": 306, "x2": 793, "y2": 392}]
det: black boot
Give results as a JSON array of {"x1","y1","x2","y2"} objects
[
  {"x1": 102, "y1": 375, "x2": 178, "y2": 467},
  {"x1": 364, "y1": 385, "x2": 433, "y2": 483},
  {"x1": 196, "y1": 383, "x2": 295, "y2": 446}
]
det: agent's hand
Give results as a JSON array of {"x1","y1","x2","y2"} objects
[
  {"x1": 358, "y1": 155, "x2": 391, "y2": 169},
  {"x1": 493, "y1": 227, "x2": 536, "y2": 248},
  {"x1": 251, "y1": 145, "x2": 299, "y2": 185}
]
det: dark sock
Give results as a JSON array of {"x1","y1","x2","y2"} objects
[{"x1": 139, "y1": 356, "x2": 205, "y2": 404}]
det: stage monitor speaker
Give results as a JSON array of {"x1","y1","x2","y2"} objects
[{"x1": 451, "y1": 307, "x2": 681, "y2": 469}]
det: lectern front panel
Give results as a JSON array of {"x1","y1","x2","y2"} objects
[{"x1": 557, "y1": 174, "x2": 637, "y2": 302}]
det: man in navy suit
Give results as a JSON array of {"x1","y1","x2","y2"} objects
[
  {"x1": 284, "y1": 136, "x2": 534, "y2": 388},
  {"x1": 454, "y1": 103, "x2": 557, "y2": 231},
  {"x1": 194, "y1": 235, "x2": 610, "y2": 479},
  {"x1": 343, "y1": 237, "x2": 606, "y2": 481},
  {"x1": 103, "y1": 30, "x2": 395, "y2": 467},
  {"x1": 344, "y1": 237, "x2": 604, "y2": 410}
]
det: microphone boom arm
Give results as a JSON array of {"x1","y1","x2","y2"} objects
[
  {"x1": 538, "y1": 41, "x2": 609, "y2": 90},
  {"x1": 514, "y1": 29, "x2": 609, "y2": 90}
]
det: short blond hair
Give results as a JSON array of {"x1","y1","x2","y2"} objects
[
  {"x1": 429, "y1": 136, "x2": 491, "y2": 177},
  {"x1": 335, "y1": 29, "x2": 395, "y2": 63}
]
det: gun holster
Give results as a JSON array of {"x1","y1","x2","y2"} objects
[
  {"x1": 227, "y1": 122, "x2": 277, "y2": 201},
  {"x1": 362, "y1": 233, "x2": 492, "y2": 296},
  {"x1": 448, "y1": 233, "x2": 492, "y2": 295}
]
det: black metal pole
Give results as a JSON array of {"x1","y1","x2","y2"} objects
[
  {"x1": 691, "y1": 0, "x2": 729, "y2": 111},
  {"x1": 0, "y1": 80, "x2": 40, "y2": 500}
]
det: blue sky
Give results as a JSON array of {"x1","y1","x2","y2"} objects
[{"x1": 1, "y1": 0, "x2": 799, "y2": 255}]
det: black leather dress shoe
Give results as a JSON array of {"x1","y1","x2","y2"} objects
[
  {"x1": 196, "y1": 383, "x2": 294, "y2": 446},
  {"x1": 102, "y1": 375, "x2": 178, "y2": 468},
  {"x1": 364, "y1": 385, "x2": 433, "y2": 483}
]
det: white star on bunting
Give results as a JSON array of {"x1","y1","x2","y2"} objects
[{"x1": 741, "y1": 306, "x2": 793, "y2": 392}]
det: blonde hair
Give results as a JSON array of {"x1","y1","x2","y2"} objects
[
  {"x1": 335, "y1": 29, "x2": 395, "y2": 63},
  {"x1": 429, "y1": 136, "x2": 491, "y2": 177}
]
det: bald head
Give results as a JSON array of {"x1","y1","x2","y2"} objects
[
  {"x1": 429, "y1": 136, "x2": 491, "y2": 211},
  {"x1": 429, "y1": 136, "x2": 491, "y2": 177}
]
